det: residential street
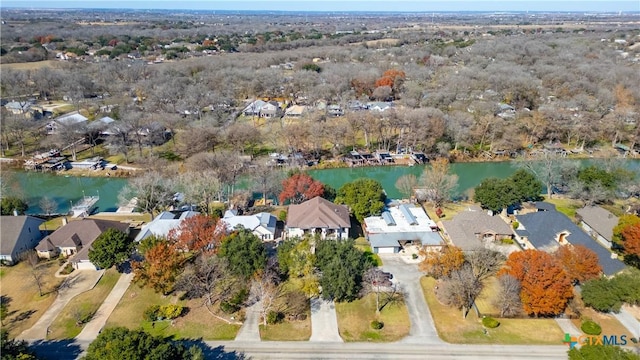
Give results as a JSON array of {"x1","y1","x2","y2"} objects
[
  {"x1": 18, "y1": 270, "x2": 104, "y2": 341},
  {"x1": 379, "y1": 254, "x2": 442, "y2": 344}
]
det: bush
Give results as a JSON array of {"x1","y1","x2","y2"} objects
[
  {"x1": 370, "y1": 320, "x2": 384, "y2": 330},
  {"x1": 512, "y1": 221, "x2": 519, "y2": 230},
  {"x1": 412, "y1": 253, "x2": 418, "y2": 260},
  {"x1": 278, "y1": 210, "x2": 287, "y2": 221},
  {"x1": 266, "y1": 311, "x2": 284, "y2": 325},
  {"x1": 160, "y1": 304, "x2": 184, "y2": 320},
  {"x1": 482, "y1": 316, "x2": 500, "y2": 328},
  {"x1": 581, "y1": 319, "x2": 602, "y2": 335},
  {"x1": 220, "y1": 301, "x2": 240, "y2": 314},
  {"x1": 143, "y1": 305, "x2": 161, "y2": 321}
]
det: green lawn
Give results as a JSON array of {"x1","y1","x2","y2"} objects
[
  {"x1": 421, "y1": 277, "x2": 564, "y2": 344},
  {"x1": 259, "y1": 318, "x2": 311, "y2": 341},
  {"x1": 48, "y1": 268, "x2": 120, "y2": 339},
  {"x1": 335, "y1": 293, "x2": 410, "y2": 342},
  {"x1": 106, "y1": 284, "x2": 240, "y2": 340},
  {"x1": 545, "y1": 197, "x2": 583, "y2": 218}
]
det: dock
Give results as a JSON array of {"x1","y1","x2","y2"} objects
[{"x1": 71, "y1": 195, "x2": 99, "y2": 218}]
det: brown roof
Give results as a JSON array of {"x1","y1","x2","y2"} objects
[
  {"x1": 36, "y1": 218, "x2": 129, "y2": 252},
  {"x1": 286, "y1": 197, "x2": 350, "y2": 230},
  {"x1": 442, "y1": 209, "x2": 513, "y2": 250}
]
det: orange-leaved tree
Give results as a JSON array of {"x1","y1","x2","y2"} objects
[
  {"x1": 419, "y1": 245, "x2": 465, "y2": 279},
  {"x1": 132, "y1": 241, "x2": 183, "y2": 295},
  {"x1": 278, "y1": 173, "x2": 325, "y2": 205},
  {"x1": 554, "y1": 245, "x2": 602, "y2": 284},
  {"x1": 168, "y1": 214, "x2": 223, "y2": 253},
  {"x1": 621, "y1": 222, "x2": 640, "y2": 257},
  {"x1": 499, "y1": 249, "x2": 573, "y2": 317}
]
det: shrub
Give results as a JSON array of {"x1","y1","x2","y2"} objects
[
  {"x1": 220, "y1": 301, "x2": 240, "y2": 314},
  {"x1": 412, "y1": 253, "x2": 419, "y2": 260},
  {"x1": 482, "y1": 316, "x2": 500, "y2": 328},
  {"x1": 143, "y1": 305, "x2": 161, "y2": 321},
  {"x1": 278, "y1": 210, "x2": 287, "y2": 221},
  {"x1": 581, "y1": 319, "x2": 602, "y2": 335},
  {"x1": 512, "y1": 221, "x2": 519, "y2": 230},
  {"x1": 370, "y1": 320, "x2": 384, "y2": 330},
  {"x1": 266, "y1": 311, "x2": 284, "y2": 325},
  {"x1": 160, "y1": 304, "x2": 184, "y2": 320}
]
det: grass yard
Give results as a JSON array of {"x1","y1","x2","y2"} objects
[
  {"x1": 354, "y1": 237, "x2": 382, "y2": 266},
  {"x1": 571, "y1": 307, "x2": 635, "y2": 339},
  {"x1": 421, "y1": 277, "x2": 564, "y2": 344},
  {"x1": 545, "y1": 197, "x2": 583, "y2": 218},
  {"x1": 335, "y1": 293, "x2": 410, "y2": 342},
  {"x1": 0, "y1": 261, "x2": 64, "y2": 337},
  {"x1": 48, "y1": 268, "x2": 120, "y2": 339},
  {"x1": 423, "y1": 201, "x2": 475, "y2": 222},
  {"x1": 259, "y1": 318, "x2": 311, "y2": 341},
  {"x1": 105, "y1": 284, "x2": 240, "y2": 340}
]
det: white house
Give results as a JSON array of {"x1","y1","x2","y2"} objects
[
  {"x1": 222, "y1": 210, "x2": 278, "y2": 241},
  {"x1": 134, "y1": 211, "x2": 199, "y2": 242}
]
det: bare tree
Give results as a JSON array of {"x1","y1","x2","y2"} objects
[
  {"x1": 176, "y1": 170, "x2": 223, "y2": 215},
  {"x1": 25, "y1": 251, "x2": 45, "y2": 297},
  {"x1": 38, "y1": 196, "x2": 57, "y2": 216},
  {"x1": 395, "y1": 174, "x2": 417, "y2": 200},
  {"x1": 493, "y1": 274, "x2": 522, "y2": 318},
  {"x1": 465, "y1": 248, "x2": 505, "y2": 282},
  {"x1": 250, "y1": 263, "x2": 281, "y2": 326},
  {"x1": 361, "y1": 268, "x2": 402, "y2": 315},
  {"x1": 250, "y1": 162, "x2": 285, "y2": 206},
  {"x1": 438, "y1": 263, "x2": 482, "y2": 319},
  {"x1": 119, "y1": 171, "x2": 174, "y2": 219},
  {"x1": 418, "y1": 157, "x2": 459, "y2": 207}
]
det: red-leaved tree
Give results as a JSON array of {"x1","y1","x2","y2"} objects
[
  {"x1": 499, "y1": 250, "x2": 573, "y2": 317},
  {"x1": 278, "y1": 173, "x2": 325, "y2": 204},
  {"x1": 132, "y1": 241, "x2": 183, "y2": 295},
  {"x1": 621, "y1": 223, "x2": 640, "y2": 257},
  {"x1": 168, "y1": 214, "x2": 223, "y2": 253},
  {"x1": 554, "y1": 245, "x2": 602, "y2": 284}
]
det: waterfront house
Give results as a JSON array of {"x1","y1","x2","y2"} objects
[
  {"x1": 441, "y1": 206, "x2": 514, "y2": 250},
  {"x1": 134, "y1": 211, "x2": 199, "y2": 242},
  {"x1": 222, "y1": 210, "x2": 278, "y2": 241},
  {"x1": 46, "y1": 111, "x2": 88, "y2": 134},
  {"x1": 363, "y1": 203, "x2": 441, "y2": 253},
  {"x1": 515, "y1": 203, "x2": 625, "y2": 276},
  {"x1": 286, "y1": 197, "x2": 350, "y2": 240},
  {"x1": 576, "y1": 206, "x2": 619, "y2": 249},
  {"x1": 36, "y1": 218, "x2": 130, "y2": 270},
  {"x1": 0, "y1": 216, "x2": 46, "y2": 265}
]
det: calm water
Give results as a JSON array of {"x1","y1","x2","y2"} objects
[
  {"x1": 9, "y1": 159, "x2": 640, "y2": 214},
  {"x1": 309, "y1": 159, "x2": 640, "y2": 199},
  {"x1": 11, "y1": 172, "x2": 129, "y2": 214}
]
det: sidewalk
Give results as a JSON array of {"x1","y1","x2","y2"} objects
[
  {"x1": 613, "y1": 307, "x2": 640, "y2": 338},
  {"x1": 75, "y1": 272, "x2": 133, "y2": 341},
  {"x1": 18, "y1": 270, "x2": 104, "y2": 341},
  {"x1": 555, "y1": 318, "x2": 581, "y2": 337},
  {"x1": 309, "y1": 298, "x2": 342, "y2": 342},
  {"x1": 235, "y1": 300, "x2": 262, "y2": 341}
]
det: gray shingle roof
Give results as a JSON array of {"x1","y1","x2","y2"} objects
[
  {"x1": 286, "y1": 197, "x2": 350, "y2": 230},
  {"x1": 0, "y1": 216, "x2": 45, "y2": 255},
  {"x1": 516, "y1": 205, "x2": 625, "y2": 276},
  {"x1": 442, "y1": 209, "x2": 513, "y2": 251},
  {"x1": 576, "y1": 206, "x2": 618, "y2": 242}
]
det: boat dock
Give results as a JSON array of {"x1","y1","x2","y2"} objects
[{"x1": 70, "y1": 195, "x2": 99, "y2": 217}]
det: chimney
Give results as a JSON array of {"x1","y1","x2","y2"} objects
[
  {"x1": 13, "y1": 209, "x2": 18, "y2": 216},
  {"x1": 62, "y1": 217, "x2": 68, "y2": 226}
]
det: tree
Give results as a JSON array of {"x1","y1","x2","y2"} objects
[
  {"x1": 418, "y1": 158, "x2": 459, "y2": 207},
  {"x1": 315, "y1": 239, "x2": 372, "y2": 302},
  {"x1": 119, "y1": 171, "x2": 174, "y2": 219},
  {"x1": 510, "y1": 169, "x2": 543, "y2": 202},
  {"x1": 276, "y1": 237, "x2": 319, "y2": 297},
  {"x1": 621, "y1": 222, "x2": 640, "y2": 260},
  {"x1": 176, "y1": 170, "x2": 223, "y2": 215},
  {"x1": 499, "y1": 250, "x2": 573, "y2": 317},
  {"x1": 473, "y1": 177, "x2": 516, "y2": 212},
  {"x1": 88, "y1": 228, "x2": 133, "y2": 269},
  {"x1": 176, "y1": 254, "x2": 237, "y2": 315},
  {"x1": 554, "y1": 245, "x2": 602, "y2": 284},
  {"x1": 581, "y1": 277, "x2": 622, "y2": 313},
  {"x1": 1, "y1": 196, "x2": 28, "y2": 215},
  {"x1": 250, "y1": 263, "x2": 281, "y2": 326},
  {"x1": 419, "y1": 245, "x2": 465, "y2": 279},
  {"x1": 438, "y1": 263, "x2": 483, "y2": 318},
  {"x1": 278, "y1": 172, "x2": 325, "y2": 205},
  {"x1": 568, "y1": 344, "x2": 640, "y2": 360},
  {"x1": 493, "y1": 274, "x2": 522, "y2": 317},
  {"x1": 395, "y1": 174, "x2": 417, "y2": 199},
  {"x1": 38, "y1": 196, "x2": 57, "y2": 216},
  {"x1": 465, "y1": 248, "x2": 505, "y2": 281},
  {"x1": 334, "y1": 178, "x2": 386, "y2": 223},
  {"x1": 84, "y1": 327, "x2": 189, "y2": 360},
  {"x1": 168, "y1": 214, "x2": 222, "y2": 254},
  {"x1": 25, "y1": 251, "x2": 45, "y2": 297},
  {"x1": 613, "y1": 215, "x2": 640, "y2": 248},
  {"x1": 132, "y1": 241, "x2": 182, "y2": 295},
  {"x1": 1, "y1": 329, "x2": 37, "y2": 360},
  {"x1": 361, "y1": 267, "x2": 400, "y2": 315},
  {"x1": 250, "y1": 162, "x2": 285, "y2": 205},
  {"x1": 219, "y1": 228, "x2": 267, "y2": 279}
]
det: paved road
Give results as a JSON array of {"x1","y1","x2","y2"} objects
[
  {"x1": 555, "y1": 319, "x2": 581, "y2": 337},
  {"x1": 234, "y1": 300, "x2": 262, "y2": 341},
  {"x1": 75, "y1": 272, "x2": 133, "y2": 341},
  {"x1": 614, "y1": 307, "x2": 640, "y2": 338},
  {"x1": 310, "y1": 298, "x2": 343, "y2": 342},
  {"x1": 32, "y1": 339, "x2": 569, "y2": 360},
  {"x1": 379, "y1": 254, "x2": 442, "y2": 344},
  {"x1": 19, "y1": 270, "x2": 104, "y2": 341}
]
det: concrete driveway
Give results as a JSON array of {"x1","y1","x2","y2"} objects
[
  {"x1": 309, "y1": 297, "x2": 343, "y2": 342},
  {"x1": 18, "y1": 270, "x2": 104, "y2": 341},
  {"x1": 379, "y1": 254, "x2": 442, "y2": 344},
  {"x1": 235, "y1": 300, "x2": 262, "y2": 341}
]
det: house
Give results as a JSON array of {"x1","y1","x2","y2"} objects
[
  {"x1": 441, "y1": 206, "x2": 514, "y2": 250},
  {"x1": 4, "y1": 100, "x2": 34, "y2": 115},
  {"x1": 367, "y1": 102, "x2": 393, "y2": 112},
  {"x1": 496, "y1": 103, "x2": 516, "y2": 119},
  {"x1": 363, "y1": 203, "x2": 441, "y2": 253},
  {"x1": 286, "y1": 197, "x2": 350, "y2": 240},
  {"x1": 35, "y1": 218, "x2": 130, "y2": 270},
  {"x1": 284, "y1": 105, "x2": 307, "y2": 118},
  {"x1": 134, "y1": 211, "x2": 199, "y2": 242},
  {"x1": 242, "y1": 100, "x2": 267, "y2": 117},
  {"x1": 576, "y1": 206, "x2": 619, "y2": 249},
  {"x1": 259, "y1": 101, "x2": 283, "y2": 118},
  {"x1": 0, "y1": 216, "x2": 46, "y2": 265},
  {"x1": 222, "y1": 210, "x2": 278, "y2": 241},
  {"x1": 46, "y1": 111, "x2": 88, "y2": 134},
  {"x1": 515, "y1": 203, "x2": 625, "y2": 276},
  {"x1": 327, "y1": 104, "x2": 344, "y2": 116}
]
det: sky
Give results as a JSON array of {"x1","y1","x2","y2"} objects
[{"x1": 1, "y1": 1, "x2": 639, "y2": 12}]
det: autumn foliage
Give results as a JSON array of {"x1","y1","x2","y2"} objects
[
  {"x1": 554, "y1": 245, "x2": 602, "y2": 283},
  {"x1": 132, "y1": 241, "x2": 183, "y2": 295},
  {"x1": 420, "y1": 245, "x2": 465, "y2": 279},
  {"x1": 499, "y1": 250, "x2": 573, "y2": 317},
  {"x1": 168, "y1": 214, "x2": 223, "y2": 253},
  {"x1": 278, "y1": 173, "x2": 325, "y2": 204},
  {"x1": 621, "y1": 222, "x2": 640, "y2": 257}
]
